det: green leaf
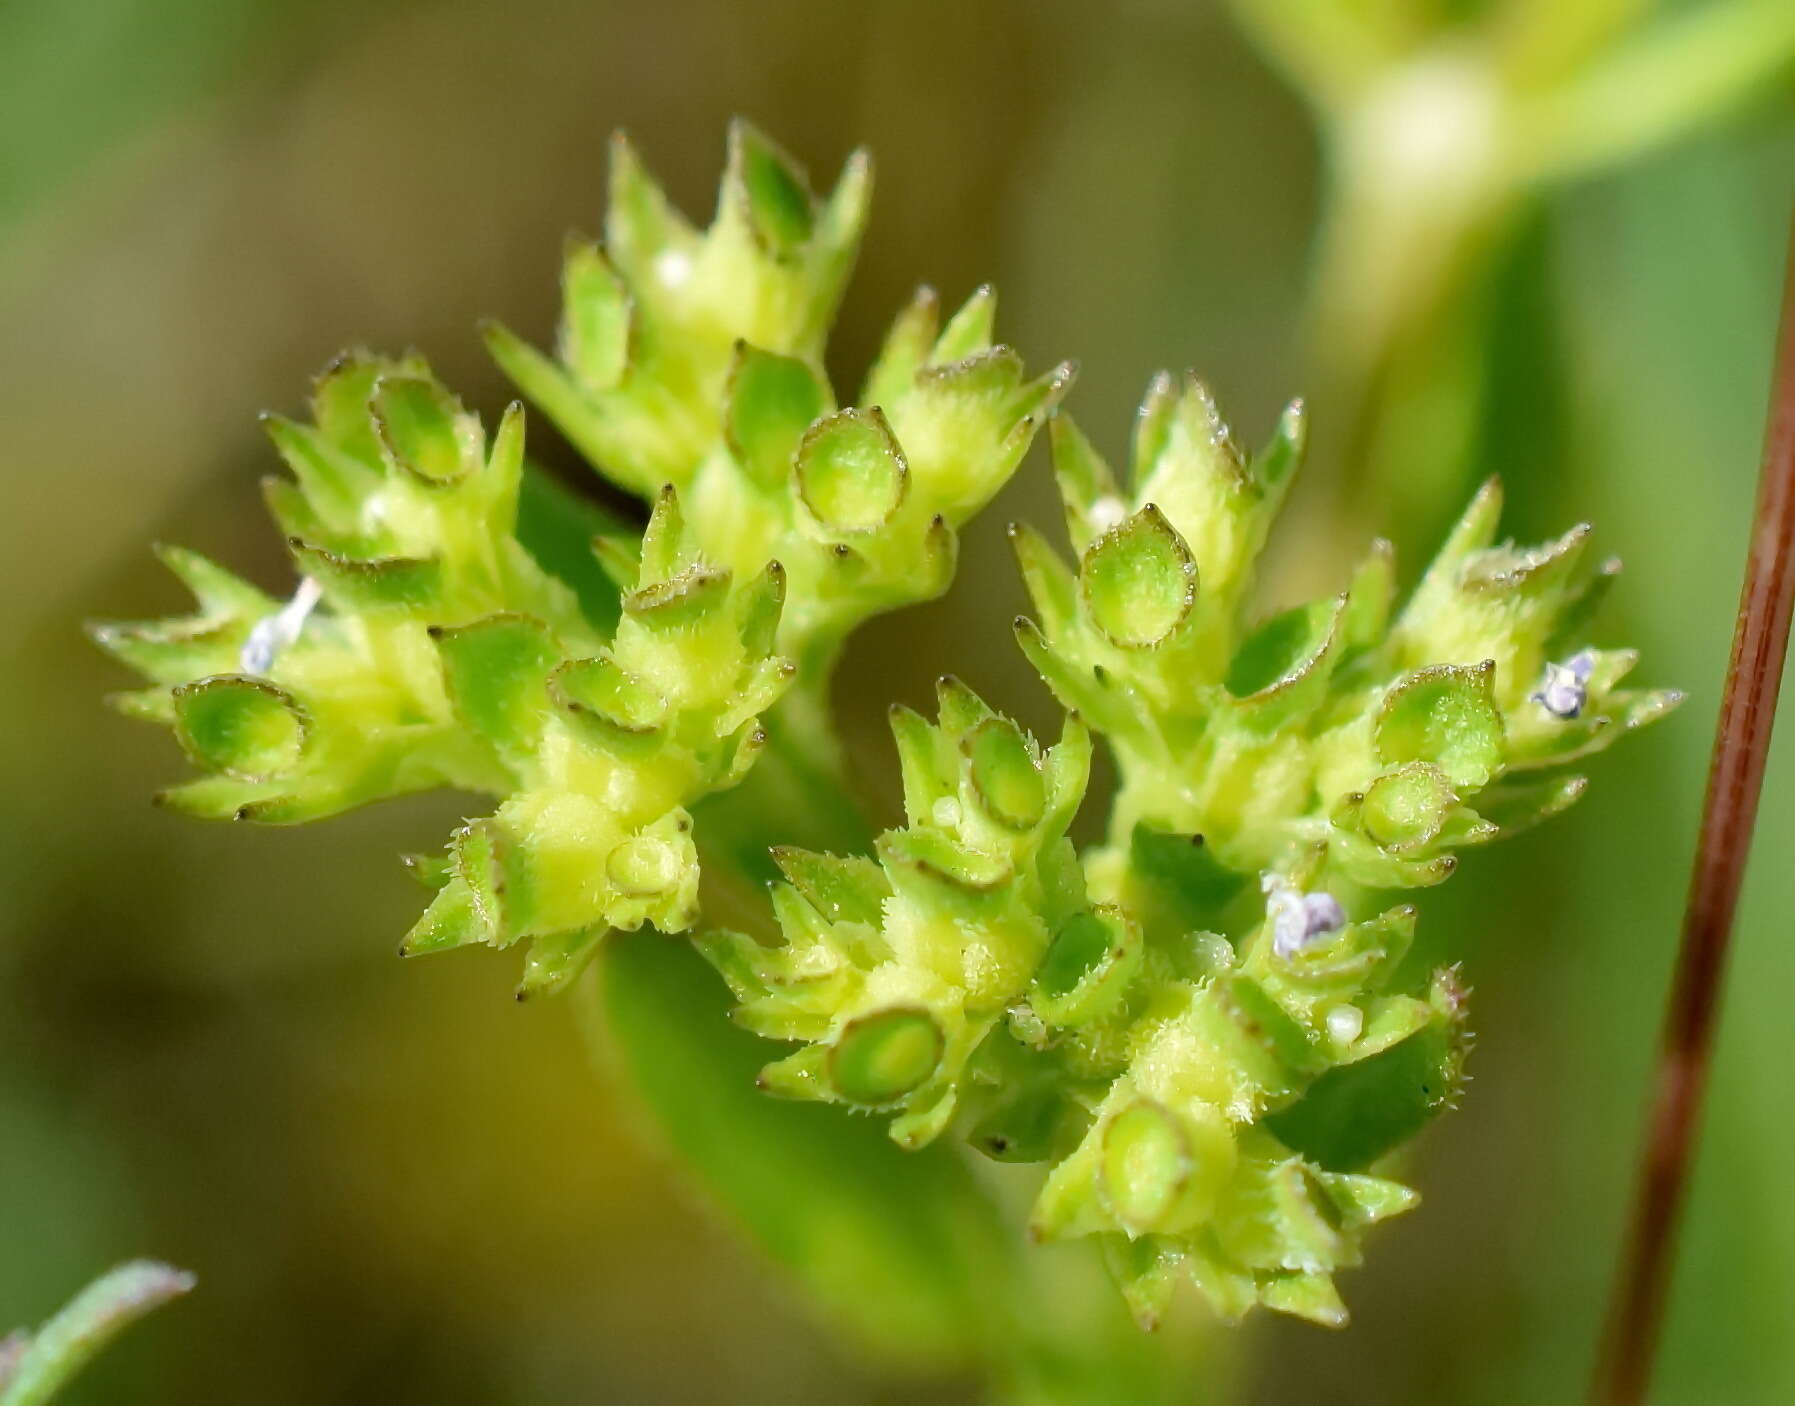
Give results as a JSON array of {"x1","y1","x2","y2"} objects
[
  {"x1": 860, "y1": 285, "x2": 940, "y2": 406},
  {"x1": 932, "y1": 284, "x2": 998, "y2": 362},
  {"x1": 586, "y1": 936, "x2": 1016, "y2": 1370},
  {"x1": 432, "y1": 614, "x2": 562, "y2": 765},
  {"x1": 1031, "y1": 905, "x2": 1142, "y2": 1028},
  {"x1": 370, "y1": 375, "x2": 474, "y2": 485},
  {"x1": 724, "y1": 119, "x2": 816, "y2": 255},
  {"x1": 558, "y1": 242, "x2": 633, "y2": 393},
  {"x1": 513, "y1": 465, "x2": 629, "y2": 634},
  {"x1": 769, "y1": 847, "x2": 888, "y2": 927},
  {"x1": 288, "y1": 540, "x2": 443, "y2": 612},
  {"x1": 1266, "y1": 981, "x2": 1467, "y2": 1171},
  {"x1": 963, "y1": 716, "x2": 1047, "y2": 831},
  {"x1": 1127, "y1": 824, "x2": 1250, "y2": 932}
]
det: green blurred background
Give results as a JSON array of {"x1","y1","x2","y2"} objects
[{"x1": 3, "y1": 1, "x2": 1793, "y2": 1401}]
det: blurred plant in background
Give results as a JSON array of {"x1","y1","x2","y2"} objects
[
  {"x1": 3, "y1": 2, "x2": 1794, "y2": 1404},
  {"x1": 0, "y1": 1263, "x2": 192, "y2": 1406},
  {"x1": 1233, "y1": 0, "x2": 1795, "y2": 544}
]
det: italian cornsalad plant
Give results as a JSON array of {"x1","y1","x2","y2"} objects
[{"x1": 75, "y1": 124, "x2": 1678, "y2": 1402}]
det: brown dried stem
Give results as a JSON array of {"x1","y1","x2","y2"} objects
[{"x1": 1592, "y1": 213, "x2": 1795, "y2": 1404}]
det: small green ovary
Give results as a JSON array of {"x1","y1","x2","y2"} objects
[
  {"x1": 964, "y1": 717, "x2": 1045, "y2": 829},
  {"x1": 1359, "y1": 763, "x2": 1454, "y2": 851},
  {"x1": 829, "y1": 1007, "x2": 945, "y2": 1105},
  {"x1": 1081, "y1": 508, "x2": 1195, "y2": 648},
  {"x1": 1375, "y1": 663, "x2": 1504, "y2": 789},
  {"x1": 1099, "y1": 1099, "x2": 1234, "y2": 1235},
  {"x1": 607, "y1": 834, "x2": 682, "y2": 896},
  {"x1": 174, "y1": 678, "x2": 306, "y2": 781},
  {"x1": 1102, "y1": 1102, "x2": 1186, "y2": 1229},
  {"x1": 796, "y1": 410, "x2": 907, "y2": 533}
]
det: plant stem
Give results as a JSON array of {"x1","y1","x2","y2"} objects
[
  {"x1": 0, "y1": 1262, "x2": 193, "y2": 1406},
  {"x1": 1591, "y1": 211, "x2": 1795, "y2": 1405}
]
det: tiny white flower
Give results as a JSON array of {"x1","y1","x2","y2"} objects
[
  {"x1": 1531, "y1": 649, "x2": 1596, "y2": 720},
  {"x1": 1264, "y1": 874, "x2": 1347, "y2": 959},
  {"x1": 1326, "y1": 1004, "x2": 1364, "y2": 1044},
  {"x1": 1087, "y1": 495, "x2": 1128, "y2": 533},
  {"x1": 240, "y1": 577, "x2": 323, "y2": 675}
]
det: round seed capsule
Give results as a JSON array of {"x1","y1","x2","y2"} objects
[{"x1": 1360, "y1": 762, "x2": 1454, "y2": 852}]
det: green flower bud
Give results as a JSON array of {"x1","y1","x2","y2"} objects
[
  {"x1": 172, "y1": 676, "x2": 307, "y2": 782},
  {"x1": 794, "y1": 408, "x2": 908, "y2": 534},
  {"x1": 397, "y1": 487, "x2": 794, "y2": 978}
]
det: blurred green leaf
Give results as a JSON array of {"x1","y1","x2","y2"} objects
[
  {"x1": 515, "y1": 464, "x2": 633, "y2": 634},
  {"x1": 0, "y1": 0, "x2": 266, "y2": 230},
  {"x1": 585, "y1": 933, "x2": 1018, "y2": 1372}
]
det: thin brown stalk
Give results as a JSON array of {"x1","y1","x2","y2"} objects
[{"x1": 1591, "y1": 212, "x2": 1795, "y2": 1404}]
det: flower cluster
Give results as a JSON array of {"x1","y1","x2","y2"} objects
[
  {"x1": 704, "y1": 373, "x2": 1677, "y2": 1325},
  {"x1": 486, "y1": 121, "x2": 1072, "y2": 681},
  {"x1": 94, "y1": 125, "x2": 1676, "y2": 1328},
  {"x1": 703, "y1": 679, "x2": 1092, "y2": 1149},
  {"x1": 94, "y1": 124, "x2": 1067, "y2": 996}
]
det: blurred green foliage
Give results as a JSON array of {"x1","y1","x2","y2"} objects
[{"x1": 2, "y1": 1, "x2": 1792, "y2": 1402}]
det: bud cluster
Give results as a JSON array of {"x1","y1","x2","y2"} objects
[
  {"x1": 94, "y1": 126, "x2": 1067, "y2": 996},
  {"x1": 703, "y1": 679, "x2": 1091, "y2": 1149},
  {"x1": 93, "y1": 125, "x2": 1677, "y2": 1332},
  {"x1": 93, "y1": 352, "x2": 594, "y2": 826},
  {"x1": 989, "y1": 378, "x2": 1676, "y2": 1322},
  {"x1": 1016, "y1": 376, "x2": 1679, "y2": 894},
  {"x1": 94, "y1": 352, "x2": 795, "y2": 995},
  {"x1": 487, "y1": 121, "x2": 1073, "y2": 678}
]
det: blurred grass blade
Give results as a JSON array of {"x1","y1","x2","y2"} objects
[
  {"x1": 1525, "y1": 0, "x2": 1795, "y2": 183},
  {"x1": 583, "y1": 934, "x2": 1017, "y2": 1370},
  {"x1": 0, "y1": 1261, "x2": 193, "y2": 1406},
  {"x1": 515, "y1": 463, "x2": 634, "y2": 634}
]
